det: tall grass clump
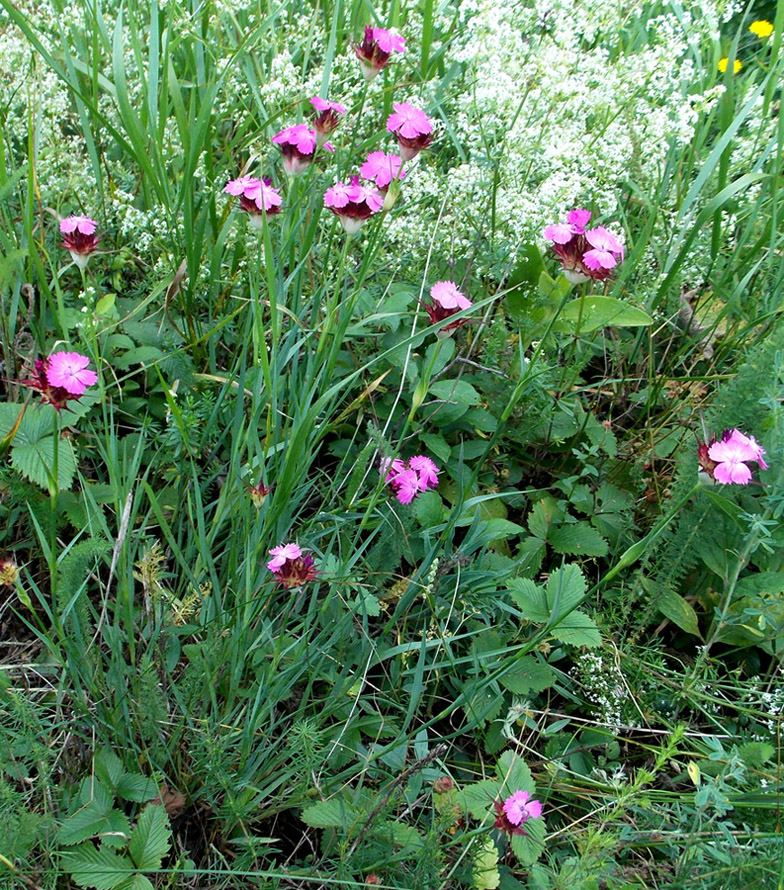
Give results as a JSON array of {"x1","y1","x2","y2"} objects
[{"x1": 0, "y1": 0, "x2": 783, "y2": 887}]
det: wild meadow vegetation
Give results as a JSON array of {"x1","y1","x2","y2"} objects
[{"x1": 1, "y1": 0, "x2": 784, "y2": 886}]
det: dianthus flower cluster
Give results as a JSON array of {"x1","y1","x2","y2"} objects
[
  {"x1": 380, "y1": 455, "x2": 439, "y2": 504},
  {"x1": 386, "y1": 102, "x2": 432, "y2": 161},
  {"x1": 310, "y1": 96, "x2": 346, "y2": 142},
  {"x1": 493, "y1": 790, "x2": 543, "y2": 836},
  {"x1": 23, "y1": 351, "x2": 98, "y2": 411},
  {"x1": 544, "y1": 209, "x2": 624, "y2": 284},
  {"x1": 698, "y1": 428, "x2": 768, "y2": 485},
  {"x1": 267, "y1": 543, "x2": 319, "y2": 588}
]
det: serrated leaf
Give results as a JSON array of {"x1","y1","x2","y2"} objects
[
  {"x1": 499, "y1": 657, "x2": 554, "y2": 695},
  {"x1": 527, "y1": 497, "x2": 561, "y2": 540},
  {"x1": 414, "y1": 489, "x2": 444, "y2": 527},
  {"x1": 11, "y1": 435, "x2": 76, "y2": 491},
  {"x1": 656, "y1": 587, "x2": 701, "y2": 637},
  {"x1": 61, "y1": 844, "x2": 135, "y2": 890},
  {"x1": 549, "y1": 523, "x2": 609, "y2": 557},
  {"x1": 375, "y1": 820, "x2": 424, "y2": 850},
  {"x1": 509, "y1": 815, "x2": 546, "y2": 866},
  {"x1": 737, "y1": 741, "x2": 774, "y2": 768},
  {"x1": 459, "y1": 779, "x2": 500, "y2": 820},
  {"x1": 552, "y1": 610, "x2": 601, "y2": 647},
  {"x1": 126, "y1": 877, "x2": 154, "y2": 890},
  {"x1": 473, "y1": 835, "x2": 500, "y2": 890},
  {"x1": 545, "y1": 564, "x2": 587, "y2": 612},
  {"x1": 56, "y1": 800, "x2": 116, "y2": 847},
  {"x1": 128, "y1": 805, "x2": 170, "y2": 871},
  {"x1": 301, "y1": 797, "x2": 358, "y2": 828},
  {"x1": 496, "y1": 752, "x2": 535, "y2": 796},
  {"x1": 94, "y1": 749, "x2": 124, "y2": 790},
  {"x1": 115, "y1": 774, "x2": 159, "y2": 803}
]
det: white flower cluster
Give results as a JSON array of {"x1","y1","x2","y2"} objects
[{"x1": 573, "y1": 650, "x2": 629, "y2": 733}]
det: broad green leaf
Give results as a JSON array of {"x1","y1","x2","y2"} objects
[
  {"x1": 545, "y1": 565, "x2": 587, "y2": 613},
  {"x1": 549, "y1": 523, "x2": 609, "y2": 557},
  {"x1": 473, "y1": 835, "x2": 501, "y2": 890},
  {"x1": 94, "y1": 749, "x2": 124, "y2": 790},
  {"x1": 128, "y1": 805, "x2": 170, "y2": 871},
  {"x1": 301, "y1": 797, "x2": 358, "y2": 828},
  {"x1": 376, "y1": 820, "x2": 424, "y2": 850},
  {"x1": 552, "y1": 610, "x2": 601, "y2": 647},
  {"x1": 419, "y1": 432, "x2": 451, "y2": 463},
  {"x1": 11, "y1": 435, "x2": 76, "y2": 491},
  {"x1": 459, "y1": 779, "x2": 500, "y2": 820},
  {"x1": 499, "y1": 657, "x2": 555, "y2": 695},
  {"x1": 508, "y1": 579, "x2": 549, "y2": 623},
  {"x1": 527, "y1": 497, "x2": 562, "y2": 540},
  {"x1": 737, "y1": 742, "x2": 774, "y2": 768},
  {"x1": 56, "y1": 800, "x2": 121, "y2": 847},
  {"x1": 428, "y1": 379, "x2": 481, "y2": 407},
  {"x1": 414, "y1": 489, "x2": 445, "y2": 527},
  {"x1": 115, "y1": 774, "x2": 159, "y2": 803},
  {"x1": 61, "y1": 844, "x2": 135, "y2": 890},
  {"x1": 510, "y1": 815, "x2": 546, "y2": 865},
  {"x1": 656, "y1": 587, "x2": 701, "y2": 637},
  {"x1": 554, "y1": 296, "x2": 652, "y2": 332},
  {"x1": 496, "y1": 752, "x2": 535, "y2": 795}
]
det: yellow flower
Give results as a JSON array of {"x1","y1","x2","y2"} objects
[
  {"x1": 718, "y1": 57, "x2": 742, "y2": 73},
  {"x1": 749, "y1": 20, "x2": 774, "y2": 38}
]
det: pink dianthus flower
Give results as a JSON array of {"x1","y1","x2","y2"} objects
[
  {"x1": 324, "y1": 176, "x2": 384, "y2": 235},
  {"x1": 60, "y1": 215, "x2": 100, "y2": 269},
  {"x1": 544, "y1": 210, "x2": 624, "y2": 284},
  {"x1": 380, "y1": 454, "x2": 440, "y2": 504},
  {"x1": 22, "y1": 351, "x2": 98, "y2": 411},
  {"x1": 422, "y1": 281, "x2": 473, "y2": 333},
  {"x1": 225, "y1": 176, "x2": 283, "y2": 228},
  {"x1": 355, "y1": 26, "x2": 406, "y2": 80},
  {"x1": 311, "y1": 97, "x2": 346, "y2": 143},
  {"x1": 493, "y1": 790, "x2": 543, "y2": 836},
  {"x1": 360, "y1": 151, "x2": 407, "y2": 191},
  {"x1": 698, "y1": 428, "x2": 768, "y2": 485},
  {"x1": 386, "y1": 103, "x2": 432, "y2": 161},
  {"x1": 267, "y1": 542, "x2": 319, "y2": 588},
  {"x1": 272, "y1": 124, "x2": 333, "y2": 176}
]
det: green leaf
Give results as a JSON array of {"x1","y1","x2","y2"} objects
[
  {"x1": 95, "y1": 293, "x2": 116, "y2": 316},
  {"x1": 656, "y1": 587, "x2": 701, "y2": 637},
  {"x1": 549, "y1": 523, "x2": 609, "y2": 557},
  {"x1": 115, "y1": 774, "x2": 159, "y2": 803},
  {"x1": 61, "y1": 844, "x2": 135, "y2": 890},
  {"x1": 499, "y1": 657, "x2": 555, "y2": 695},
  {"x1": 496, "y1": 752, "x2": 535, "y2": 796},
  {"x1": 128, "y1": 805, "x2": 170, "y2": 871},
  {"x1": 11, "y1": 435, "x2": 77, "y2": 491},
  {"x1": 301, "y1": 797, "x2": 358, "y2": 828},
  {"x1": 459, "y1": 779, "x2": 500, "y2": 820},
  {"x1": 414, "y1": 489, "x2": 445, "y2": 527},
  {"x1": 737, "y1": 741, "x2": 774, "y2": 768},
  {"x1": 510, "y1": 816, "x2": 546, "y2": 866},
  {"x1": 554, "y1": 296, "x2": 653, "y2": 332},
  {"x1": 545, "y1": 565, "x2": 587, "y2": 613},
  {"x1": 551, "y1": 611, "x2": 601, "y2": 647},
  {"x1": 94, "y1": 749, "x2": 124, "y2": 790},
  {"x1": 473, "y1": 835, "x2": 501, "y2": 890},
  {"x1": 56, "y1": 800, "x2": 119, "y2": 847},
  {"x1": 419, "y1": 432, "x2": 451, "y2": 463}
]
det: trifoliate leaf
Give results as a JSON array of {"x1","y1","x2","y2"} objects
[
  {"x1": 499, "y1": 657, "x2": 555, "y2": 695},
  {"x1": 301, "y1": 797, "x2": 359, "y2": 829},
  {"x1": 11, "y1": 435, "x2": 76, "y2": 491}
]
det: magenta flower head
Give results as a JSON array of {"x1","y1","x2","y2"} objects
[
  {"x1": 698, "y1": 428, "x2": 768, "y2": 485},
  {"x1": 22, "y1": 351, "x2": 98, "y2": 411},
  {"x1": 324, "y1": 175, "x2": 384, "y2": 235},
  {"x1": 493, "y1": 790, "x2": 543, "y2": 836},
  {"x1": 380, "y1": 454, "x2": 439, "y2": 504},
  {"x1": 544, "y1": 210, "x2": 624, "y2": 284},
  {"x1": 355, "y1": 26, "x2": 406, "y2": 80},
  {"x1": 422, "y1": 281, "x2": 473, "y2": 334},
  {"x1": 224, "y1": 176, "x2": 283, "y2": 229},
  {"x1": 311, "y1": 97, "x2": 346, "y2": 144},
  {"x1": 386, "y1": 103, "x2": 432, "y2": 161},
  {"x1": 60, "y1": 215, "x2": 100, "y2": 270},
  {"x1": 267, "y1": 542, "x2": 319, "y2": 588},
  {"x1": 272, "y1": 124, "x2": 333, "y2": 176}
]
